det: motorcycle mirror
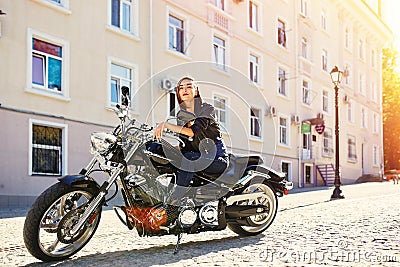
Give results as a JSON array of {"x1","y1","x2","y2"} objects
[{"x1": 121, "y1": 86, "x2": 130, "y2": 107}]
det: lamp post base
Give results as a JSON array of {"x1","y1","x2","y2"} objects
[{"x1": 330, "y1": 186, "x2": 345, "y2": 200}]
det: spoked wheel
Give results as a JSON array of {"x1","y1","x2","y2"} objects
[
  {"x1": 23, "y1": 182, "x2": 102, "y2": 262},
  {"x1": 228, "y1": 181, "x2": 278, "y2": 236}
]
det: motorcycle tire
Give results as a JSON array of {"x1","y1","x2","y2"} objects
[
  {"x1": 227, "y1": 181, "x2": 278, "y2": 236},
  {"x1": 23, "y1": 182, "x2": 102, "y2": 262}
]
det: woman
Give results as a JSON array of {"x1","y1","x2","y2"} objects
[{"x1": 153, "y1": 76, "x2": 228, "y2": 196}]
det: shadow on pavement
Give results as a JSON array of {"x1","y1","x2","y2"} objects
[{"x1": 21, "y1": 234, "x2": 263, "y2": 267}]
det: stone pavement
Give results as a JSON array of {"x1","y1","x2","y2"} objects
[{"x1": 0, "y1": 182, "x2": 399, "y2": 266}]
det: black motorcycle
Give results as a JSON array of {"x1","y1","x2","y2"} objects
[{"x1": 23, "y1": 88, "x2": 293, "y2": 262}]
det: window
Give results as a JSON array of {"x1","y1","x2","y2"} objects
[
  {"x1": 322, "y1": 90, "x2": 329, "y2": 112},
  {"x1": 302, "y1": 80, "x2": 311, "y2": 105},
  {"x1": 110, "y1": 62, "x2": 133, "y2": 105},
  {"x1": 371, "y1": 49, "x2": 376, "y2": 68},
  {"x1": 279, "y1": 117, "x2": 289, "y2": 145},
  {"x1": 32, "y1": 38, "x2": 62, "y2": 92},
  {"x1": 359, "y1": 39, "x2": 365, "y2": 60},
  {"x1": 347, "y1": 135, "x2": 357, "y2": 161},
  {"x1": 214, "y1": 96, "x2": 227, "y2": 130},
  {"x1": 373, "y1": 113, "x2": 379, "y2": 133},
  {"x1": 321, "y1": 49, "x2": 328, "y2": 71},
  {"x1": 344, "y1": 64, "x2": 351, "y2": 86},
  {"x1": 250, "y1": 108, "x2": 261, "y2": 138},
  {"x1": 111, "y1": 0, "x2": 137, "y2": 35},
  {"x1": 322, "y1": 128, "x2": 333, "y2": 156},
  {"x1": 281, "y1": 161, "x2": 291, "y2": 181},
  {"x1": 347, "y1": 100, "x2": 353, "y2": 122},
  {"x1": 300, "y1": 0, "x2": 308, "y2": 17},
  {"x1": 359, "y1": 72, "x2": 366, "y2": 95},
  {"x1": 213, "y1": 35, "x2": 227, "y2": 71},
  {"x1": 249, "y1": 1, "x2": 259, "y2": 32},
  {"x1": 345, "y1": 27, "x2": 350, "y2": 49},
  {"x1": 30, "y1": 121, "x2": 67, "y2": 176},
  {"x1": 169, "y1": 15, "x2": 185, "y2": 54},
  {"x1": 301, "y1": 37, "x2": 308, "y2": 59},
  {"x1": 278, "y1": 67, "x2": 287, "y2": 96},
  {"x1": 373, "y1": 145, "x2": 379, "y2": 166},
  {"x1": 361, "y1": 107, "x2": 367, "y2": 128},
  {"x1": 321, "y1": 10, "x2": 326, "y2": 31},
  {"x1": 371, "y1": 81, "x2": 378, "y2": 102},
  {"x1": 168, "y1": 90, "x2": 179, "y2": 117},
  {"x1": 249, "y1": 54, "x2": 260, "y2": 84},
  {"x1": 277, "y1": 19, "x2": 287, "y2": 48},
  {"x1": 213, "y1": 0, "x2": 225, "y2": 10}
]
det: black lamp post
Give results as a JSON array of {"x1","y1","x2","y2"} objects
[{"x1": 330, "y1": 66, "x2": 345, "y2": 200}]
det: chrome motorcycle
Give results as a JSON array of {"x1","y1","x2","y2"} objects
[{"x1": 23, "y1": 88, "x2": 293, "y2": 262}]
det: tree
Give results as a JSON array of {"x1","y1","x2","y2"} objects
[{"x1": 382, "y1": 47, "x2": 400, "y2": 169}]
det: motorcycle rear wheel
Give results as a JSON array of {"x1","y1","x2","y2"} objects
[
  {"x1": 23, "y1": 182, "x2": 102, "y2": 262},
  {"x1": 227, "y1": 182, "x2": 277, "y2": 236}
]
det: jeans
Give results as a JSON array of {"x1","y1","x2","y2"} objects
[{"x1": 176, "y1": 151, "x2": 228, "y2": 187}]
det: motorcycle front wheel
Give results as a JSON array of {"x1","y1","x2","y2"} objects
[
  {"x1": 227, "y1": 181, "x2": 278, "y2": 236},
  {"x1": 23, "y1": 182, "x2": 102, "y2": 262}
]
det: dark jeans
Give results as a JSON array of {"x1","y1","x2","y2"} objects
[{"x1": 176, "y1": 151, "x2": 228, "y2": 187}]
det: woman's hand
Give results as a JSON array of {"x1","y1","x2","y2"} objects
[{"x1": 153, "y1": 122, "x2": 167, "y2": 142}]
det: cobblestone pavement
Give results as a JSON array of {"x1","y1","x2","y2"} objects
[{"x1": 0, "y1": 182, "x2": 399, "y2": 267}]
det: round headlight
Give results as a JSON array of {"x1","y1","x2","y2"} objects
[{"x1": 90, "y1": 132, "x2": 116, "y2": 154}]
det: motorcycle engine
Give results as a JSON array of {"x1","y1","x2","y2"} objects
[{"x1": 199, "y1": 200, "x2": 220, "y2": 227}]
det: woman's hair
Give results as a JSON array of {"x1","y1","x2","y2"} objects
[{"x1": 176, "y1": 76, "x2": 200, "y2": 104}]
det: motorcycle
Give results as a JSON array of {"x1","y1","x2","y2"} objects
[{"x1": 23, "y1": 88, "x2": 293, "y2": 262}]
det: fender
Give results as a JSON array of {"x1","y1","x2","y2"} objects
[
  {"x1": 246, "y1": 164, "x2": 286, "y2": 181},
  {"x1": 58, "y1": 175, "x2": 100, "y2": 190}
]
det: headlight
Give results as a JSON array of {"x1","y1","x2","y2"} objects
[{"x1": 90, "y1": 132, "x2": 117, "y2": 154}]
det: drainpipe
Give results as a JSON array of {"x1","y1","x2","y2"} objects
[
  {"x1": 294, "y1": 0, "x2": 302, "y2": 188},
  {"x1": 149, "y1": 0, "x2": 154, "y2": 124}
]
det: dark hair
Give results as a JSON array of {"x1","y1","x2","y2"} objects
[{"x1": 176, "y1": 76, "x2": 200, "y2": 104}]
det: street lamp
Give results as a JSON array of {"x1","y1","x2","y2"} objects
[{"x1": 330, "y1": 66, "x2": 345, "y2": 200}]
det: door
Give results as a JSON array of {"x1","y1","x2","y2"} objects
[{"x1": 304, "y1": 164, "x2": 313, "y2": 185}]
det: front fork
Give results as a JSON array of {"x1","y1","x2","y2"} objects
[{"x1": 66, "y1": 158, "x2": 125, "y2": 235}]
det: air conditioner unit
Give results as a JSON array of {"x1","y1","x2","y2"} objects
[
  {"x1": 343, "y1": 95, "x2": 350, "y2": 103},
  {"x1": 160, "y1": 78, "x2": 177, "y2": 91},
  {"x1": 268, "y1": 106, "x2": 277, "y2": 116},
  {"x1": 291, "y1": 114, "x2": 300, "y2": 124}
]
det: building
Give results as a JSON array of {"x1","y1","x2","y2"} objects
[{"x1": 0, "y1": 0, "x2": 392, "y2": 208}]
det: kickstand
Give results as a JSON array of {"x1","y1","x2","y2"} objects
[{"x1": 173, "y1": 233, "x2": 183, "y2": 254}]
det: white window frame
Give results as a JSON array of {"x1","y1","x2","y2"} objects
[
  {"x1": 347, "y1": 100, "x2": 353, "y2": 123},
  {"x1": 359, "y1": 38, "x2": 365, "y2": 60},
  {"x1": 108, "y1": 0, "x2": 139, "y2": 38},
  {"x1": 371, "y1": 80, "x2": 378, "y2": 103},
  {"x1": 167, "y1": 8, "x2": 191, "y2": 56},
  {"x1": 249, "y1": 50, "x2": 262, "y2": 85},
  {"x1": 29, "y1": 119, "x2": 68, "y2": 176},
  {"x1": 279, "y1": 115, "x2": 290, "y2": 146},
  {"x1": 167, "y1": 89, "x2": 179, "y2": 118},
  {"x1": 212, "y1": 30, "x2": 230, "y2": 72},
  {"x1": 373, "y1": 145, "x2": 379, "y2": 166},
  {"x1": 321, "y1": 10, "x2": 327, "y2": 31},
  {"x1": 280, "y1": 160, "x2": 292, "y2": 182},
  {"x1": 321, "y1": 49, "x2": 328, "y2": 72},
  {"x1": 347, "y1": 135, "x2": 357, "y2": 162},
  {"x1": 371, "y1": 48, "x2": 376, "y2": 68},
  {"x1": 302, "y1": 79, "x2": 311, "y2": 105},
  {"x1": 26, "y1": 28, "x2": 70, "y2": 101},
  {"x1": 278, "y1": 65, "x2": 289, "y2": 97},
  {"x1": 248, "y1": 0, "x2": 261, "y2": 33},
  {"x1": 213, "y1": 0, "x2": 226, "y2": 11},
  {"x1": 373, "y1": 112, "x2": 379, "y2": 134},
  {"x1": 322, "y1": 89, "x2": 329, "y2": 113},
  {"x1": 301, "y1": 37, "x2": 309, "y2": 59},
  {"x1": 361, "y1": 107, "x2": 367, "y2": 128},
  {"x1": 359, "y1": 72, "x2": 366, "y2": 95},
  {"x1": 344, "y1": 26, "x2": 352, "y2": 51},
  {"x1": 322, "y1": 127, "x2": 333, "y2": 157},
  {"x1": 344, "y1": 63, "x2": 351, "y2": 86},
  {"x1": 32, "y1": 0, "x2": 71, "y2": 14},
  {"x1": 250, "y1": 107, "x2": 262, "y2": 138},
  {"x1": 277, "y1": 18, "x2": 287, "y2": 48},
  {"x1": 213, "y1": 94, "x2": 229, "y2": 132},
  {"x1": 300, "y1": 0, "x2": 309, "y2": 17},
  {"x1": 107, "y1": 57, "x2": 138, "y2": 111}
]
